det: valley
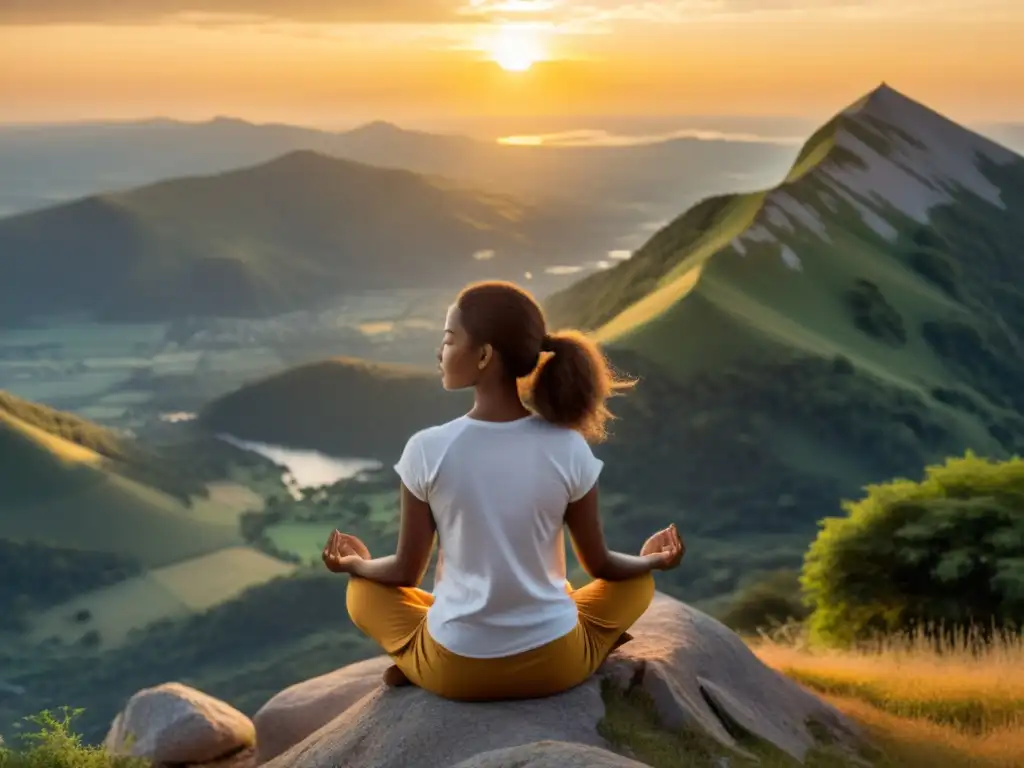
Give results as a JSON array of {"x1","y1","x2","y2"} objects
[{"x1": 1, "y1": 83, "x2": 1023, "y2": 762}]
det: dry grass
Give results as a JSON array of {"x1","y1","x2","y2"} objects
[{"x1": 751, "y1": 626, "x2": 1024, "y2": 767}]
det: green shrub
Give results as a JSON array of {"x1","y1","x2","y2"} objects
[
  {"x1": 844, "y1": 279, "x2": 906, "y2": 347},
  {"x1": 719, "y1": 569, "x2": 810, "y2": 635},
  {"x1": 801, "y1": 453, "x2": 1024, "y2": 647},
  {"x1": 0, "y1": 708, "x2": 146, "y2": 768},
  {"x1": 907, "y1": 248, "x2": 960, "y2": 300}
]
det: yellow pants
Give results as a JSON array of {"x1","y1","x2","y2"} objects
[{"x1": 346, "y1": 573, "x2": 655, "y2": 701}]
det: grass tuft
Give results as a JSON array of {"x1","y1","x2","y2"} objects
[{"x1": 0, "y1": 708, "x2": 146, "y2": 768}]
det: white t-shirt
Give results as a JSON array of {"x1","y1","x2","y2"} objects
[{"x1": 393, "y1": 414, "x2": 604, "y2": 658}]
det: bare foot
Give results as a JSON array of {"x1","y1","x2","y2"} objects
[{"x1": 382, "y1": 665, "x2": 411, "y2": 687}]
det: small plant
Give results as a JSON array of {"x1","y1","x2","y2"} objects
[{"x1": 0, "y1": 707, "x2": 146, "y2": 768}]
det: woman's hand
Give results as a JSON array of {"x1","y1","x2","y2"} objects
[
  {"x1": 322, "y1": 530, "x2": 371, "y2": 574},
  {"x1": 639, "y1": 524, "x2": 685, "y2": 571}
]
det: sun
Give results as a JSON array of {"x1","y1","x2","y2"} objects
[{"x1": 487, "y1": 24, "x2": 545, "y2": 72}]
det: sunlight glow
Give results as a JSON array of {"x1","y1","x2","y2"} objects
[{"x1": 486, "y1": 24, "x2": 546, "y2": 72}]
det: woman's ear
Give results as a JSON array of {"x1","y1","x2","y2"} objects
[{"x1": 478, "y1": 343, "x2": 493, "y2": 371}]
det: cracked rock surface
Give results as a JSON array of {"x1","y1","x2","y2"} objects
[
  {"x1": 103, "y1": 593, "x2": 861, "y2": 767},
  {"x1": 253, "y1": 593, "x2": 860, "y2": 767},
  {"x1": 609, "y1": 593, "x2": 860, "y2": 761}
]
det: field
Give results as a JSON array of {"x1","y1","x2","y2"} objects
[
  {"x1": 24, "y1": 547, "x2": 297, "y2": 651},
  {"x1": 264, "y1": 522, "x2": 339, "y2": 563},
  {"x1": 752, "y1": 632, "x2": 1024, "y2": 767}
]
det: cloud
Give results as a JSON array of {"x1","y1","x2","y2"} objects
[
  {"x1": 497, "y1": 127, "x2": 805, "y2": 146},
  {"x1": 0, "y1": 0, "x2": 480, "y2": 25},
  {"x1": 556, "y1": 0, "x2": 1023, "y2": 27},
  {"x1": 4, "y1": 0, "x2": 1016, "y2": 28}
]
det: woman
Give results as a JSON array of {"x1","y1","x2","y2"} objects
[{"x1": 321, "y1": 280, "x2": 684, "y2": 701}]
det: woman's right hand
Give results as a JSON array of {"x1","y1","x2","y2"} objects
[
  {"x1": 322, "y1": 530, "x2": 371, "y2": 573},
  {"x1": 639, "y1": 524, "x2": 685, "y2": 571}
]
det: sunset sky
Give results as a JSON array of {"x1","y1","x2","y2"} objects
[{"x1": 1, "y1": 0, "x2": 1022, "y2": 128}]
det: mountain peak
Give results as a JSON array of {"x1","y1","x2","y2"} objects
[
  {"x1": 842, "y1": 82, "x2": 931, "y2": 123},
  {"x1": 788, "y1": 82, "x2": 1020, "y2": 228},
  {"x1": 345, "y1": 120, "x2": 406, "y2": 137}
]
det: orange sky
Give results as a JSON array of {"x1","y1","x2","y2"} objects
[{"x1": 1, "y1": 0, "x2": 1022, "y2": 126}]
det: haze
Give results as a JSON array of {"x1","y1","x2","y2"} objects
[{"x1": 2, "y1": 0, "x2": 1023, "y2": 129}]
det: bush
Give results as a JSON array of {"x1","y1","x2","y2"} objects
[
  {"x1": 718, "y1": 569, "x2": 809, "y2": 635},
  {"x1": 0, "y1": 708, "x2": 146, "y2": 767},
  {"x1": 801, "y1": 453, "x2": 1024, "y2": 647},
  {"x1": 907, "y1": 248, "x2": 960, "y2": 300},
  {"x1": 844, "y1": 279, "x2": 906, "y2": 347}
]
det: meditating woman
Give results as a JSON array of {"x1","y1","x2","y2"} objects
[{"x1": 321, "y1": 280, "x2": 684, "y2": 701}]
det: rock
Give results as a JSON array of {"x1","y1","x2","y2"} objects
[
  {"x1": 177, "y1": 592, "x2": 859, "y2": 768},
  {"x1": 613, "y1": 593, "x2": 860, "y2": 761},
  {"x1": 262, "y1": 678, "x2": 608, "y2": 768},
  {"x1": 199, "y1": 746, "x2": 258, "y2": 768},
  {"x1": 104, "y1": 682, "x2": 255, "y2": 765},
  {"x1": 451, "y1": 740, "x2": 649, "y2": 767},
  {"x1": 253, "y1": 655, "x2": 393, "y2": 763}
]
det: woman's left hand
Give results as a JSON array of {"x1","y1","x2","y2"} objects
[{"x1": 322, "y1": 530, "x2": 371, "y2": 574}]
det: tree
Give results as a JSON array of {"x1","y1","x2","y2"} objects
[{"x1": 801, "y1": 453, "x2": 1024, "y2": 647}]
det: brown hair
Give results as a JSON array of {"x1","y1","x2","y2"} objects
[{"x1": 456, "y1": 280, "x2": 635, "y2": 442}]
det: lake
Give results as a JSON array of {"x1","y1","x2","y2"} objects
[{"x1": 217, "y1": 433, "x2": 383, "y2": 494}]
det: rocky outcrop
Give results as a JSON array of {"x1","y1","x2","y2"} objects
[
  {"x1": 609, "y1": 593, "x2": 858, "y2": 761},
  {"x1": 254, "y1": 593, "x2": 860, "y2": 767},
  {"x1": 104, "y1": 682, "x2": 255, "y2": 766},
  {"x1": 106, "y1": 593, "x2": 862, "y2": 768},
  {"x1": 263, "y1": 676, "x2": 608, "y2": 768},
  {"x1": 451, "y1": 740, "x2": 650, "y2": 767},
  {"x1": 252, "y1": 655, "x2": 393, "y2": 763}
]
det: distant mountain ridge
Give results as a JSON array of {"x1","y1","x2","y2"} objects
[
  {"x1": 0, "y1": 114, "x2": 795, "y2": 222},
  {"x1": 0, "y1": 150, "x2": 618, "y2": 325}
]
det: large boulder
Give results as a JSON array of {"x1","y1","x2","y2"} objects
[
  {"x1": 451, "y1": 740, "x2": 649, "y2": 767},
  {"x1": 104, "y1": 682, "x2": 255, "y2": 765},
  {"x1": 263, "y1": 677, "x2": 608, "y2": 768},
  {"x1": 253, "y1": 655, "x2": 392, "y2": 763},
  {"x1": 255, "y1": 592, "x2": 861, "y2": 767},
  {"x1": 611, "y1": 593, "x2": 860, "y2": 761}
]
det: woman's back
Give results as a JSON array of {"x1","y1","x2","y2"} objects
[
  {"x1": 325, "y1": 280, "x2": 682, "y2": 701},
  {"x1": 396, "y1": 413, "x2": 603, "y2": 659}
]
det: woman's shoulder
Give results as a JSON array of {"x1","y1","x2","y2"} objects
[
  {"x1": 526, "y1": 419, "x2": 594, "y2": 456},
  {"x1": 403, "y1": 416, "x2": 470, "y2": 453}
]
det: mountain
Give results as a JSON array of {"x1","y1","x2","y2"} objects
[
  {"x1": 541, "y1": 83, "x2": 1024, "y2": 585},
  {"x1": 199, "y1": 358, "x2": 471, "y2": 462},
  {"x1": 200, "y1": 85, "x2": 1024, "y2": 605},
  {"x1": 0, "y1": 150, "x2": 618, "y2": 325},
  {"x1": 0, "y1": 117, "x2": 796, "y2": 224}
]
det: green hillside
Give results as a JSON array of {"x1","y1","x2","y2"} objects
[
  {"x1": 0, "y1": 392, "x2": 320, "y2": 654},
  {"x1": 541, "y1": 84, "x2": 1024, "y2": 599},
  {"x1": 0, "y1": 391, "x2": 127, "y2": 461},
  {"x1": 0, "y1": 150, "x2": 598, "y2": 326},
  {"x1": 199, "y1": 357, "x2": 471, "y2": 461},
  {"x1": 0, "y1": 395, "x2": 240, "y2": 565}
]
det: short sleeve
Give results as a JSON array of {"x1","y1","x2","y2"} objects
[
  {"x1": 568, "y1": 432, "x2": 604, "y2": 502},
  {"x1": 394, "y1": 433, "x2": 429, "y2": 502}
]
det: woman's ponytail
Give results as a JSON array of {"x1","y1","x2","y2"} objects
[
  {"x1": 523, "y1": 329, "x2": 635, "y2": 443},
  {"x1": 454, "y1": 280, "x2": 636, "y2": 441}
]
